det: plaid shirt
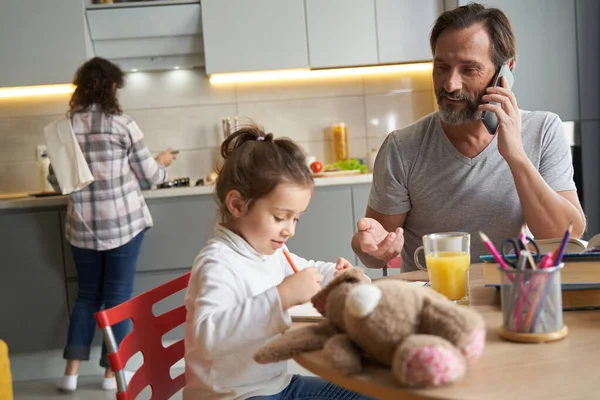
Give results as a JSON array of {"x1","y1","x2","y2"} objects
[{"x1": 48, "y1": 104, "x2": 167, "y2": 251}]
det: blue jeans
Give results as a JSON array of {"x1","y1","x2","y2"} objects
[
  {"x1": 248, "y1": 375, "x2": 375, "y2": 400},
  {"x1": 63, "y1": 231, "x2": 146, "y2": 368}
]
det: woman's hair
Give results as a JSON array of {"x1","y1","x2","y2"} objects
[
  {"x1": 430, "y1": 2, "x2": 516, "y2": 68},
  {"x1": 69, "y1": 57, "x2": 125, "y2": 116},
  {"x1": 216, "y1": 123, "x2": 314, "y2": 224}
]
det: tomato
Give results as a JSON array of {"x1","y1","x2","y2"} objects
[{"x1": 310, "y1": 161, "x2": 323, "y2": 173}]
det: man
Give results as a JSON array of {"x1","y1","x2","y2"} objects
[{"x1": 352, "y1": 3, "x2": 586, "y2": 272}]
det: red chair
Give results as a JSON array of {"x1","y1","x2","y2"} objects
[
  {"x1": 94, "y1": 272, "x2": 191, "y2": 400},
  {"x1": 382, "y1": 256, "x2": 402, "y2": 276}
]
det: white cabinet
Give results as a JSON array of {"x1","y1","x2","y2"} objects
[
  {"x1": 86, "y1": 3, "x2": 203, "y2": 71},
  {"x1": 201, "y1": 0, "x2": 309, "y2": 74},
  {"x1": 457, "y1": 0, "x2": 579, "y2": 122},
  {"x1": 376, "y1": 0, "x2": 442, "y2": 64},
  {"x1": 0, "y1": 0, "x2": 89, "y2": 87},
  {"x1": 201, "y1": 0, "x2": 443, "y2": 75},
  {"x1": 305, "y1": 0, "x2": 378, "y2": 68}
]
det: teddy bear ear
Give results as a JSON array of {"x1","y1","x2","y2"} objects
[{"x1": 311, "y1": 268, "x2": 365, "y2": 316}]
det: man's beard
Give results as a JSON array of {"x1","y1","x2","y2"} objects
[{"x1": 436, "y1": 88, "x2": 484, "y2": 124}]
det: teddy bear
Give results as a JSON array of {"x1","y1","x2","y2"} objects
[{"x1": 254, "y1": 268, "x2": 486, "y2": 388}]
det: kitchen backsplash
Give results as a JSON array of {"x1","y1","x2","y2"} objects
[{"x1": 0, "y1": 68, "x2": 435, "y2": 193}]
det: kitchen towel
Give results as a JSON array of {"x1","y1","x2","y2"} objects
[{"x1": 43, "y1": 117, "x2": 94, "y2": 194}]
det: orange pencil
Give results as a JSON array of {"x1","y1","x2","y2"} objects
[{"x1": 283, "y1": 249, "x2": 299, "y2": 273}]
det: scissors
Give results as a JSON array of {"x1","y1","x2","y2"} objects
[{"x1": 500, "y1": 236, "x2": 541, "y2": 269}]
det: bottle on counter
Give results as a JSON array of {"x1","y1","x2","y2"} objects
[
  {"x1": 39, "y1": 152, "x2": 54, "y2": 192},
  {"x1": 331, "y1": 123, "x2": 349, "y2": 162}
]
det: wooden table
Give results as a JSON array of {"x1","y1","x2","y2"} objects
[{"x1": 293, "y1": 263, "x2": 600, "y2": 399}]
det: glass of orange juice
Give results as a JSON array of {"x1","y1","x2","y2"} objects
[{"x1": 413, "y1": 232, "x2": 471, "y2": 303}]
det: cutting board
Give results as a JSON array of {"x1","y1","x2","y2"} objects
[
  {"x1": 312, "y1": 169, "x2": 362, "y2": 178},
  {"x1": 0, "y1": 192, "x2": 29, "y2": 200}
]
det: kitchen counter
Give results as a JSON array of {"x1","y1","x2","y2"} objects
[{"x1": 0, "y1": 173, "x2": 373, "y2": 210}]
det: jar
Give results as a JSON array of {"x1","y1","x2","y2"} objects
[{"x1": 331, "y1": 123, "x2": 349, "y2": 162}]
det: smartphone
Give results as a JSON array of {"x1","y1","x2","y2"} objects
[{"x1": 481, "y1": 63, "x2": 515, "y2": 135}]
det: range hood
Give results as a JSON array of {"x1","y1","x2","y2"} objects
[{"x1": 85, "y1": 0, "x2": 204, "y2": 72}]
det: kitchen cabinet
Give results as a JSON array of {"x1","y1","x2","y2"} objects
[
  {"x1": 202, "y1": 0, "x2": 443, "y2": 74},
  {"x1": 286, "y1": 185, "x2": 356, "y2": 268},
  {"x1": 63, "y1": 194, "x2": 215, "y2": 278},
  {"x1": 376, "y1": 0, "x2": 442, "y2": 64},
  {"x1": 305, "y1": 0, "x2": 378, "y2": 69},
  {"x1": 0, "y1": 210, "x2": 70, "y2": 353},
  {"x1": 576, "y1": 0, "x2": 600, "y2": 121},
  {"x1": 0, "y1": 0, "x2": 90, "y2": 87},
  {"x1": 457, "y1": 0, "x2": 579, "y2": 122},
  {"x1": 201, "y1": 0, "x2": 309, "y2": 74},
  {"x1": 136, "y1": 195, "x2": 215, "y2": 272}
]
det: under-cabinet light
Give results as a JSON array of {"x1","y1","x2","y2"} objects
[
  {"x1": 0, "y1": 84, "x2": 75, "y2": 98},
  {"x1": 209, "y1": 62, "x2": 433, "y2": 84}
]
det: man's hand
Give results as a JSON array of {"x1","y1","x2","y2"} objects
[
  {"x1": 479, "y1": 76, "x2": 525, "y2": 165},
  {"x1": 355, "y1": 217, "x2": 404, "y2": 263}
]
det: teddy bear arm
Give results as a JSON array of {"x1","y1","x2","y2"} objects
[
  {"x1": 254, "y1": 323, "x2": 335, "y2": 364},
  {"x1": 323, "y1": 333, "x2": 363, "y2": 376}
]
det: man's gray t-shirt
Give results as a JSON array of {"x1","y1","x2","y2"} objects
[{"x1": 368, "y1": 110, "x2": 576, "y2": 271}]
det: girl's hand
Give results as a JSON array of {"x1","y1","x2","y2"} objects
[
  {"x1": 334, "y1": 257, "x2": 353, "y2": 278},
  {"x1": 277, "y1": 267, "x2": 323, "y2": 310}
]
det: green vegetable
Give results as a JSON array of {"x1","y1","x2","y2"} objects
[{"x1": 324, "y1": 158, "x2": 367, "y2": 174}]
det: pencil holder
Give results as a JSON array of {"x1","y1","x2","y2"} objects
[{"x1": 497, "y1": 263, "x2": 568, "y2": 343}]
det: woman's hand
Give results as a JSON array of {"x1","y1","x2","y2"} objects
[{"x1": 156, "y1": 148, "x2": 177, "y2": 167}]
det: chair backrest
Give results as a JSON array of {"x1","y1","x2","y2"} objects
[
  {"x1": 95, "y1": 272, "x2": 191, "y2": 400},
  {"x1": 383, "y1": 256, "x2": 402, "y2": 276}
]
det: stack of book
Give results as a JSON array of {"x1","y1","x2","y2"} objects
[{"x1": 481, "y1": 252, "x2": 600, "y2": 310}]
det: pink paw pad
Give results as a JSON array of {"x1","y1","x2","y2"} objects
[
  {"x1": 462, "y1": 328, "x2": 486, "y2": 363},
  {"x1": 404, "y1": 346, "x2": 465, "y2": 387}
]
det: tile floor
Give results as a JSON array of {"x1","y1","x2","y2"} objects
[{"x1": 12, "y1": 362, "x2": 314, "y2": 400}]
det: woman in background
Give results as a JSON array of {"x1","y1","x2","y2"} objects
[{"x1": 50, "y1": 57, "x2": 176, "y2": 392}]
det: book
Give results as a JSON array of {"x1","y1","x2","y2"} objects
[
  {"x1": 559, "y1": 287, "x2": 600, "y2": 310},
  {"x1": 480, "y1": 252, "x2": 600, "y2": 264},
  {"x1": 482, "y1": 260, "x2": 600, "y2": 287},
  {"x1": 535, "y1": 233, "x2": 600, "y2": 254},
  {"x1": 487, "y1": 282, "x2": 600, "y2": 310}
]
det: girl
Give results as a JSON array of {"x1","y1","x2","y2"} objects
[{"x1": 183, "y1": 125, "x2": 373, "y2": 400}]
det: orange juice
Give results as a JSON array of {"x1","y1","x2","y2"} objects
[{"x1": 425, "y1": 251, "x2": 470, "y2": 301}]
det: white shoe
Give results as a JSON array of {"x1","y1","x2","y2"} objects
[
  {"x1": 102, "y1": 370, "x2": 134, "y2": 391},
  {"x1": 56, "y1": 375, "x2": 78, "y2": 392}
]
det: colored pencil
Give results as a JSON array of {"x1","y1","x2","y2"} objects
[
  {"x1": 478, "y1": 231, "x2": 510, "y2": 270},
  {"x1": 554, "y1": 222, "x2": 573, "y2": 266},
  {"x1": 283, "y1": 249, "x2": 299, "y2": 273}
]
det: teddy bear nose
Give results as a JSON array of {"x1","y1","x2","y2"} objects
[{"x1": 346, "y1": 284, "x2": 382, "y2": 318}]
